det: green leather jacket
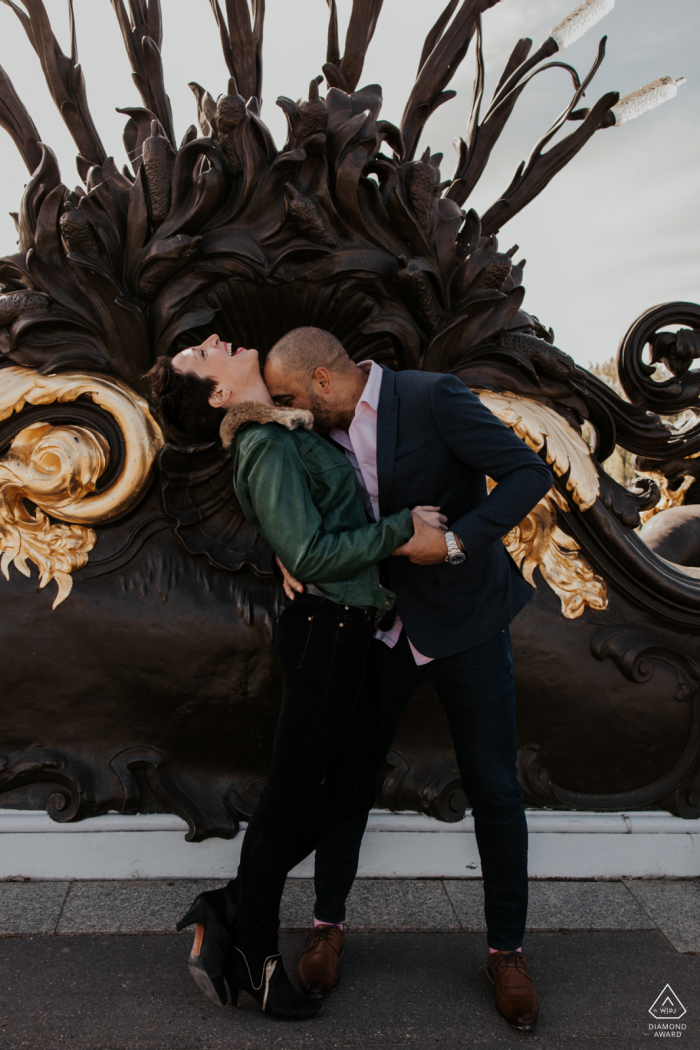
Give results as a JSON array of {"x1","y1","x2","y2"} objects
[{"x1": 220, "y1": 401, "x2": 414, "y2": 610}]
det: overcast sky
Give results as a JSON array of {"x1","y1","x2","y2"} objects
[{"x1": 0, "y1": 0, "x2": 697, "y2": 368}]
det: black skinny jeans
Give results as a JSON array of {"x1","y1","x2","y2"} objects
[
  {"x1": 313, "y1": 628, "x2": 528, "y2": 950},
  {"x1": 232, "y1": 593, "x2": 376, "y2": 968}
]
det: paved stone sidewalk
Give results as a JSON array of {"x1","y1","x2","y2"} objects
[
  {"x1": 1, "y1": 877, "x2": 699, "y2": 952},
  {"x1": 1, "y1": 879, "x2": 698, "y2": 1049},
  {"x1": 0, "y1": 929, "x2": 698, "y2": 1049}
]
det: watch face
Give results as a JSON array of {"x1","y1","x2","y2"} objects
[{"x1": 448, "y1": 552, "x2": 466, "y2": 565}]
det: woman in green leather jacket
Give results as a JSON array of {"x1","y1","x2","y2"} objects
[{"x1": 147, "y1": 334, "x2": 439, "y2": 1023}]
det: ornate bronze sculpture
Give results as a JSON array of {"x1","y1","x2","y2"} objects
[{"x1": 1, "y1": 0, "x2": 698, "y2": 839}]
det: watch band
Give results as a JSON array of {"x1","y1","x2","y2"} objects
[{"x1": 444, "y1": 530, "x2": 466, "y2": 564}]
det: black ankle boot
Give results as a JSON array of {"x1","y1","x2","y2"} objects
[
  {"x1": 227, "y1": 946, "x2": 322, "y2": 1020},
  {"x1": 176, "y1": 887, "x2": 237, "y2": 1007}
]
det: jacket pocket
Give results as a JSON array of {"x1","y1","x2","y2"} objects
[
  {"x1": 432, "y1": 543, "x2": 496, "y2": 586},
  {"x1": 298, "y1": 437, "x2": 349, "y2": 475},
  {"x1": 394, "y1": 440, "x2": 432, "y2": 463}
]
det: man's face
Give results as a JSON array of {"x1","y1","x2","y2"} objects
[
  {"x1": 264, "y1": 357, "x2": 341, "y2": 436},
  {"x1": 172, "y1": 334, "x2": 260, "y2": 397}
]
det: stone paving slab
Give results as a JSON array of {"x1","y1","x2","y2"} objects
[
  {"x1": 1, "y1": 878, "x2": 698, "y2": 951},
  {"x1": 0, "y1": 930, "x2": 698, "y2": 1049},
  {"x1": 346, "y1": 877, "x2": 459, "y2": 930},
  {"x1": 442, "y1": 879, "x2": 656, "y2": 932},
  {"x1": 279, "y1": 877, "x2": 316, "y2": 927},
  {"x1": 57, "y1": 879, "x2": 225, "y2": 934},
  {"x1": 0, "y1": 880, "x2": 69, "y2": 934},
  {"x1": 526, "y1": 880, "x2": 656, "y2": 930},
  {"x1": 282, "y1": 877, "x2": 460, "y2": 930},
  {"x1": 624, "y1": 878, "x2": 700, "y2": 953},
  {"x1": 440, "y1": 879, "x2": 486, "y2": 930}
]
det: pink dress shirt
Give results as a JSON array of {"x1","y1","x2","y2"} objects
[{"x1": 330, "y1": 361, "x2": 433, "y2": 665}]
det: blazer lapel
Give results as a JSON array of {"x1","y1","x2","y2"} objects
[{"x1": 376, "y1": 366, "x2": 398, "y2": 516}]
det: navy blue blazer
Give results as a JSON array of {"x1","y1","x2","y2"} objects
[{"x1": 376, "y1": 367, "x2": 553, "y2": 658}]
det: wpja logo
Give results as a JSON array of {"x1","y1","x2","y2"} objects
[{"x1": 649, "y1": 984, "x2": 687, "y2": 1039}]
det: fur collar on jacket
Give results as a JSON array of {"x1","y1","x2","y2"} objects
[{"x1": 220, "y1": 401, "x2": 314, "y2": 448}]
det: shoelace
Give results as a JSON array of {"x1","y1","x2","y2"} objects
[
  {"x1": 305, "y1": 925, "x2": 342, "y2": 954},
  {"x1": 490, "y1": 950, "x2": 532, "y2": 979}
]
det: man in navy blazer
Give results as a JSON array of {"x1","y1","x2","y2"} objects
[{"x1": 265, "y1": 327, "x2": 552, "y2": 1031}]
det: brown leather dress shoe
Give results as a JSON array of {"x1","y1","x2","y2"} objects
[
  {"x1": 297, "y1": 925, "x2": 345, "y2": 998},
  {"x1": 486, "y1": 950, "x2": 539, "y2": 1030}
]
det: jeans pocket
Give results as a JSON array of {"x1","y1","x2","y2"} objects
[
  {"x1": 276, "y1": 607, "x2": 315, "y2": 673},
  {"x1": 338, "y1": 607, "x2": 373, "y2": 657},
  {"x1": 340, "y1": 606, "x2": 371, "y2": 628}
]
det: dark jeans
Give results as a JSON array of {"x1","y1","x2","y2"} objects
[
  {"x1": 232, "y1": 593, "x2": 376, "y2": 968},
  {"x1": 313, "y1": 628, "x2": 528, "y2": 950}
]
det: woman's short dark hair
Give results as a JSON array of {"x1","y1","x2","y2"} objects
[{"x1": 145, "y1": 356, "x2": 227, "y2": 444}]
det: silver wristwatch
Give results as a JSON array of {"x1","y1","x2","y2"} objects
[{"x1": 444, "y1": 531, "x2": 466, "y2": 565}]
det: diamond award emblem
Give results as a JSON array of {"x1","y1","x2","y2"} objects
[{"x1": 649, "y1": 985, "x2": 686, "y2": 1020}]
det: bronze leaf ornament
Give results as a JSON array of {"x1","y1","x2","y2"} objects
[{"x1": 0, "y1": 0, "x2": 698, "y2": 830}]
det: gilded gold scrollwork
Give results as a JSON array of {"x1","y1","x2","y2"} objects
[
  {"x1": 502, "y1": 487, "x2": 608, "y2": 619},
  {"x1": 638, "y1": 471, "x2": 695, "y2": 524},
  {"x1": 478, "y1": 390, "x2": 608, "y2": 619},
  {"x1": 0, "y1": 367, "x2": 163, "y2": 607},
  {"x1": 477, "y1": 389, "x2": 600, "y2": 510},
  {"x1": 0, "y1": 423, "x2": 107, "y2": 608}
]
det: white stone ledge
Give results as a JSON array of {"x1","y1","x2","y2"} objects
[
  {"x1": 0, "y1": 812, "x2": 188, "y2": 834},
  {"x1": 365, "y1": 811, "x2": 697, "y2": 834},
  {"x1": 0, "y1": 809, "x2": 698, "y2": 880},
  {"x1": 0, "y1": 808, "x2": 694, "y2": 835}
]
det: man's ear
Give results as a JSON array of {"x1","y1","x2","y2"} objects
[
  {"x1": 313, "y1": 366, "x2": 332, "y2": 393},
  {"x1": 209, "y1": 386, "x2": 228, "y2": 408}
]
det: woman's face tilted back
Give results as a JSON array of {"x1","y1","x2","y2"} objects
[{"x1": 171, "y1": 334, "x2": 263, "y2": 405}]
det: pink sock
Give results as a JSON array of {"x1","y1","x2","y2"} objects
[
  {"x1": 314, "y1": 917, "x2": 345, "y2": 930},
  {"x1": 489, "y1": 946, "x2": 522, "y2": 953}
]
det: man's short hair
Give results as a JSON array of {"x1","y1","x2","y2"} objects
[
  {"x1": 145, "y1": 356, "x2": 226, "y2": 444},
  {"x1": 266, "y1": 327, "x2": 351, "y2": 381}
]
